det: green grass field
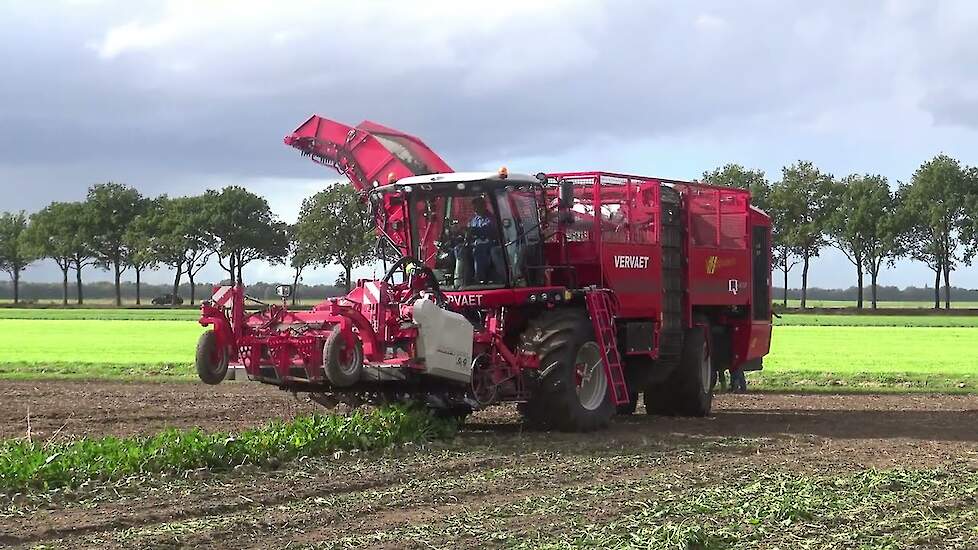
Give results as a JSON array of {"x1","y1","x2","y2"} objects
[
  {"x1": 780, "y1": 299, "x2": 978, "y2": 309},
  {"x1": 766, "y1": 326, "x2": 974, "y2": 374},
  {"x1": 0, "y1": 320, "x2": 204, "y2": 379},
  {"x1": 0, "y1": 310, "x2": 975, "y2": 391}
]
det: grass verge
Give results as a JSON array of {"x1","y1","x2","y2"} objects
[
  {"x1": 0, "y1": 362, "x2": 196, "y2": 381},
  {"x1": 0, "y1": 406, "x2": 456, "y2": 492},
  {"x1": 748, "y1": 370, "x2": 978, "y2": 394},
  {"x1": 0, "y1": 308, "x2": 201, "y2": 321},
  {"x1": 776, "y1": 314, "x2": 978, "y2": 327}
]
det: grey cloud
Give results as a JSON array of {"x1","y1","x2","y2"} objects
[
  {"x1": 0, "y1": 1, "x2": 933, "y2": 179},
  {"x1": 3, "y1": 0, "x2": 978, "y2": 289}
]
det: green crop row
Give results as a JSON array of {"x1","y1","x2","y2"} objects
[{"x1": 0, "y1": 406, "x2": 456, "y2": 492}]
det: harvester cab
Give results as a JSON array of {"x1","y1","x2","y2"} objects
[
  {"x1": 371, "y1": 170, "x2": 546, "y2": 291},
  {"x1": 195, "y1": 115, "x2": 773, "y2": 432}
]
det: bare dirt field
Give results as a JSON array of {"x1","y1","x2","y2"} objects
[{"x1": 2, "y1": 381, "x2": 978, "y2": 549}]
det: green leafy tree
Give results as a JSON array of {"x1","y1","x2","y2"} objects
[
  {"x1": 774, "y1": 161, "x2": 833, "y2": 309},
  {"x1": 863, "y1": 187, "x2": 904, "y2": 310},
  {"x1": 825, "y1": 174, "x2": 895, "y2": 309},
  {"x1": 957, "y1": 165, "x2": 978, "y2": 289},
  {"x1": 766, "y1": 184, "x2": 800, "y2": 306},
  {"x1": 0, "y1": 212, "x2": 37, "y2": 304},
  {"x1": 24, "y1": 203, "x2": 81, "y2": 305},
  {"x1": 123, "y1": 198, "x2": 165, "y2": 305},
  {"x1": 296, "y1": 185, "x2": 373, "y2": 292},
  {"x1": 204, "y1": 186, "x2": 289, "y2": 285},
  {"x1": 66, "y1": 202, "x2": 98, "y2": 305},
  {"x1": 898, "y1": 155, "x2": 969, "y2": 309},
  {"x1": 287, "y1": 224, "x2": 313, "y2": 306},
  {"x1": 86, "y1": 183, "x2": 145, "y2": 306},
  {"x1": 134, "y1": 196, "x2": 213, "y2": 305},
  {"x1": 702, "y1": 163, "x2": 771, "y2": 211}
]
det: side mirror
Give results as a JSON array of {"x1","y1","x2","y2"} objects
[
  {"x1": 559, "y1": 180, "x2": 574, "y2": 209},
  {"x1": 276, "y1": 284, "x2": 292, "y2": 299}
]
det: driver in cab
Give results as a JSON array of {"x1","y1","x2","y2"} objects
[{"x1": 467, "y1": 196, "x2": 497, "y2": 283}]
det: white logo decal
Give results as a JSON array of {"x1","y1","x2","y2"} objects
[
  {"x1": 728, "y1": 280, "x2": 739, "y2": 295},
  {"x1": 446, "y1": 294, "x2": 483, "y2": 306},
  {"x1": 613, "y1": 255, "x2": 650, "y2": 269}
]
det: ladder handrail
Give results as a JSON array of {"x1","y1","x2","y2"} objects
[{"x1": 585, "y1": 290, "x2": 630, "y2": 405}]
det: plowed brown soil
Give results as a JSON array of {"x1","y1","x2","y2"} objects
[{"x1": 1, "y1": 381, "x2": 977, "y2": 549}]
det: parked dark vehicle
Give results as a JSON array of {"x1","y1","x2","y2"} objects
[{"x1": 152, "y1": 294, "x2": 184, "y2": 306}]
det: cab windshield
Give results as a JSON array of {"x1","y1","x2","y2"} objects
[{"x1": 408, "y1": 185, "x2": 541, "y2": 290}]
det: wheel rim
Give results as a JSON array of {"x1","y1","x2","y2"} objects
[
  {"x1": 574, "y1": 342, "x2": 607, "y2": 411},
  {"x1": 336, "y1": 337, "x2": 363, "y2": 376},
  {"x1": 699, "y1": 339, "x2": 711, "y2": 394}
]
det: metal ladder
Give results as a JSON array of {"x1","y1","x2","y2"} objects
[{"x1": 585, "y1": 290, "x2": 630, "y2": 405}]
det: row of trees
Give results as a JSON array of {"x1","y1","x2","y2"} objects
[
  {"x1": 0, "y1": 183, "x2": 373, "y2": 305},
  {"x1": 1, "y1": 154, "x2": 975, "y2": 309},
  {"x1": 704, "y1": 154, "x2": 978, "y2": 309}
]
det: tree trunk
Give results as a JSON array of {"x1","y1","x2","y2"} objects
[
  {"x1": 172, "y1": 266, "x2": 182, "y2": 308},
  {"x1": 855, "y1": 259, "x2": 864, "y2": 310},
  {"x1": 135, "y1": 267, "x2": 142, "y2": 305},
  {"x1": 782, "y1": 260, "x2": 788, "y2": 307},
  {"x1": 113, "y1": 261, "x2": 122, "y2": 306},
  {"x1": 235, "y1": 252, "x2": 243, "y2": 286},
  {"x1": 223, "y1": 256, "x2": 233, "y2": 283},
  {"x1": 933, "y1": 265, "x2": 941, "y2": 310},
  {"x1": 75, "y1": 261, "x2": 84, "y2": 305},
  {"x1": 870, "y1": 268, "x2": 878, "y2": 310},
  {"x1": 187, "y1": 260, "x2": 197, "y2": 305},
  {"x1": 943, "y1": 260, "x2": 951, "y2": 310},
  {"x1": 800, "y1": 255, "x2": 810, "y2": 309},
  {"x1": 345, "y1": 264, "x2": 352, "y2": 293},
  {"x1": 13, "y1": 269, "x2": 19, "y2": 304},
  {"x1": 61, "y1": 266, "x2": 69, "y2": 306},
  {"x1": 291, "y1": 267, "x2": 301, "y2": 306}
]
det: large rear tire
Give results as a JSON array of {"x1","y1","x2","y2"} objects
[
  {"x1": 673, "y1": 325, "x2": 713, "y2": 416},
  {"x1": 323, "y1": 326, "x2": 364, "y2": 388},
  {"x1": 196, "y1": 330, "x2": 228, "y2": 385},
  {"x1": 519, "y1": 309, "x2": 615, "y2": 432},
  {"x1": 645, "y1": 325, "x2": 713, "y2": 417}
]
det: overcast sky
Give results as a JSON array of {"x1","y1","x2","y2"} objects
[{"x1": 3, "y1": 0, "x2": 978, "y2": 290}]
